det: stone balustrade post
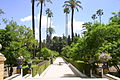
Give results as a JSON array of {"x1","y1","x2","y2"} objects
[{"x1": 0, "y1": 53, "x2": 6, "y2": 80}]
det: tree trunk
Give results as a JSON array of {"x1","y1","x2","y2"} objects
[
  {"x1": 46, "y1": 16, "x2": 48, "y2": 42},
  {"x1": 66, "y1": 13, "x2": 68, "y2": 45},
  {"x1": 32, "y1": 0, "x2": 35, "y2": 58},
  {"x1": 71, "y1": 8, "x2": 74, "y2": 42},
  {"x1": 66, "y1": 14, "x2": 68, "y2": 38},
  {"x1": 99, "y1": 16, "x2": 101, "y2": 24},
  {"x1": 39, "y1": 2, "x2": 43, "y2": 58},
  {"x1": 32, "y1": 0, "x2": 35, "y2": 36},
  {"x1": 49, "y1": 17, "x2": 52, "y2": 40}
]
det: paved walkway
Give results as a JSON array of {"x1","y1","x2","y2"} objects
[
  {"x1": 7, "y1": 57, "x2": 109, "y2": 80},
  {"x1": 39, "y1": 57, "x2": 78, "y2": 79},
  {"x1": 32, "y1": 57, "x2": 108, "y2": 80}
]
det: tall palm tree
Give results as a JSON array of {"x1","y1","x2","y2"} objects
[
  {"x1": 31, "y1": 0, "x2": 35, "y2": 58},
  {"x1": 36, "y1": 0, "x2": 52, "y2": 57},
  {"x1": 32, "y1": 0, "x2": 35, "y2": 37},
  {"x1": 45, "y1": 8, "x2": 53, "y2": 48},
  {"x1": 0, "y1": 9, "x2": 4, "y2": 14},
  {"x1": 96, "y1": 9, "x2": 103, "y2": 24},
  {"x1": 48, "y1": 10, "x2": 53, "y2": 41},
  {"x1": 47, "y1": 27, "x2": 55, "y2": 40},
  {"x1": 48, "y1": 11, "x2": 53, "y2": 28},
  {"x1": 63, "y1": 0, "x2": 83, "y2": 41},
  {"x1": 45, "y1": 8, "x2": 51, "y2": 37},
  {"x1": 45, "y1": 8, "x2": 53, "y2": 39},
  {"x1": 91, "y1": 14, "x2": 97, "y2": 24},
  {"x1": 63, "y1": 7, "x2": 70, "y2": 38}
]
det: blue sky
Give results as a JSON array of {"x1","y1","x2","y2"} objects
[{"x1": 0, "y1": 0, "x2": 120, "y2": 40}]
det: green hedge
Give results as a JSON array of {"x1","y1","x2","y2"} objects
[
  {"x1": 32, "y1": 61, "x2": 50, "y2": 77},
  {"x1": 64, "y1": 57, "x2": 91, "y2": 77},
  {"x1": 22, "y1": 60, "x2": 50, "y2": 77}
]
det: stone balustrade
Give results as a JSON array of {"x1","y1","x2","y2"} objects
[{"x1": 0, "y1": 53, "x2": 6, "y2": 80}]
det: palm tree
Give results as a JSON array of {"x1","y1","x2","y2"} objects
[
  {"x1": 48, "y1": 10, "x2": 53, "y2": 40},
  {"x1": 63, "y1": 7, "x2": 70, "y2": 38},
  {"x1": 45, "y1": 8, "x2": 53, "y2": 38},
  {"x1": 47, "y1": 27, "x2": 55, "y2": 40},
  {"x1": 32, "y1": 0, "x2": 35, "y2": 37},
  {"x1": 0, "y1": 9, "x2": 4, "y2": 14},
  {"x1": 36, "y1": 0, "x2": 52, "y2": 57},
  {"x1": 45, "y1": 8, "x2": 53, "y2": 47},
  {"x1": 63, "y1": 0, "x2": 83, "y2": 41},
  {"x1": 91, "y1": 14, "x2": 97, "y2": 24},
  {"x1": 96, "y1": 9, "x2": 103, "y2": 24},
  {"x1": 31, "y1": 0, "x2": 35, "y2": 58},
  {"x1": 45, "y1": 8, "x2": 51, "y2": 37}
]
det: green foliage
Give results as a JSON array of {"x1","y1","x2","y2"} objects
[
  {"x1": 61, "y1": 11, "x2": 120, "y2": 72},
  {"x1": 0, "y1": 20, "x2": 37, "y2": 65},
  {"x1": 37, "y1": 48, "x2": 59, "y2": 60},
  {"x1": 64, "y1": 57, "x2": 91, "y2": 77}
]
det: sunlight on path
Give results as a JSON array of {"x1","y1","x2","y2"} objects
[{"x1": 40, "y1": 57, "x2": 77, "y2": 79}]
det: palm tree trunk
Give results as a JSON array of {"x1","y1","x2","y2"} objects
[
  {"x1": 50, "y1": 17, "x2": 52, "y2": 40},
  {"x1": 66, "y1": 13, "x2": 68, "y2": 38},
  {"x1": 32, "y1": 0, "x2": 35, "y2": 58},
  {"x1": 32, "y1": 0, "x2": 35, "y2": 36},
  {"x1": 71, "y1": 8, "x2": 74, "y2": 41},
  {"x1": 66, "y1": 13, "x2": 68, "y2": 45},
  {"x1": 94, "y1": 20, "x2": 95, "y2": 24},
  {"x1": 99, "y1": 16, "x2": 101, "y2": 24},
  {"x1": 46, "y1": 16, "x2": 48, "y2": 41},
  {"x1": 39, "y1": 2, "x2": 43, "y2": 58}
]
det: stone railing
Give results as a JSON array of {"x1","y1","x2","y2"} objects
[
  {"x1": 0, "y1": 53, "x2": 6, "y2": 80},
  {"x1": 105, "y1": 74, "x2": 120, "y2": 80}
]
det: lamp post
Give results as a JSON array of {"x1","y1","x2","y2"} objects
[{"x1": 16, "y1": 56, "x2": 23, "y2": 75}]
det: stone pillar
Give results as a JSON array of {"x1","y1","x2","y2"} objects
[{"x1": 0, "y1": 53, "x2": 6, "y2": 80}]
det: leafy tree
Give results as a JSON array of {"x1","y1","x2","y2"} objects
[
  {"x1": 109, "y1": 11, "x2": 120, "y2": 25},
  {"x1": 63, "y1": 0, "x2": 83, "y2": 41},
  {"x1": 37, "y1": 47, "x2": 58, "y2": 60},
  {"x1": 0, "y1": 21, "x2": 37, "y2": 65},
  {"x1": 61, "y1": 11, "x2": 120, "y2": 71}
]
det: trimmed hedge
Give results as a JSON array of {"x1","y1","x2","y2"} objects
[
  {"x1": 22, "y1": 60, "x2": 50, "y2": 77},
  {"x1": 32, "y1": 61, "x2": 50, "y2": 77},
  {"x1": 64, "y1": 57, "x2": 91, "y2": 77}
]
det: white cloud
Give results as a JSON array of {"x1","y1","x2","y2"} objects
[
  {"x1": 68, "y1": 19, "x2": 84, "y2": 31},
  {"x1": 36, "y1": 14, "x2": 54, "y2": 28},
  {"x1": 20, "y1": 14, "x2": 55, "y2": 41},
  {"x1": 52, "y1": 34, "x2": 62, "y2": 37},
  {"x1": 20, "y1": 16, "x2": 36, "y2": 22},
  {"x1": 20, "y1": 14, "x2": 54, "y2": 28}
]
